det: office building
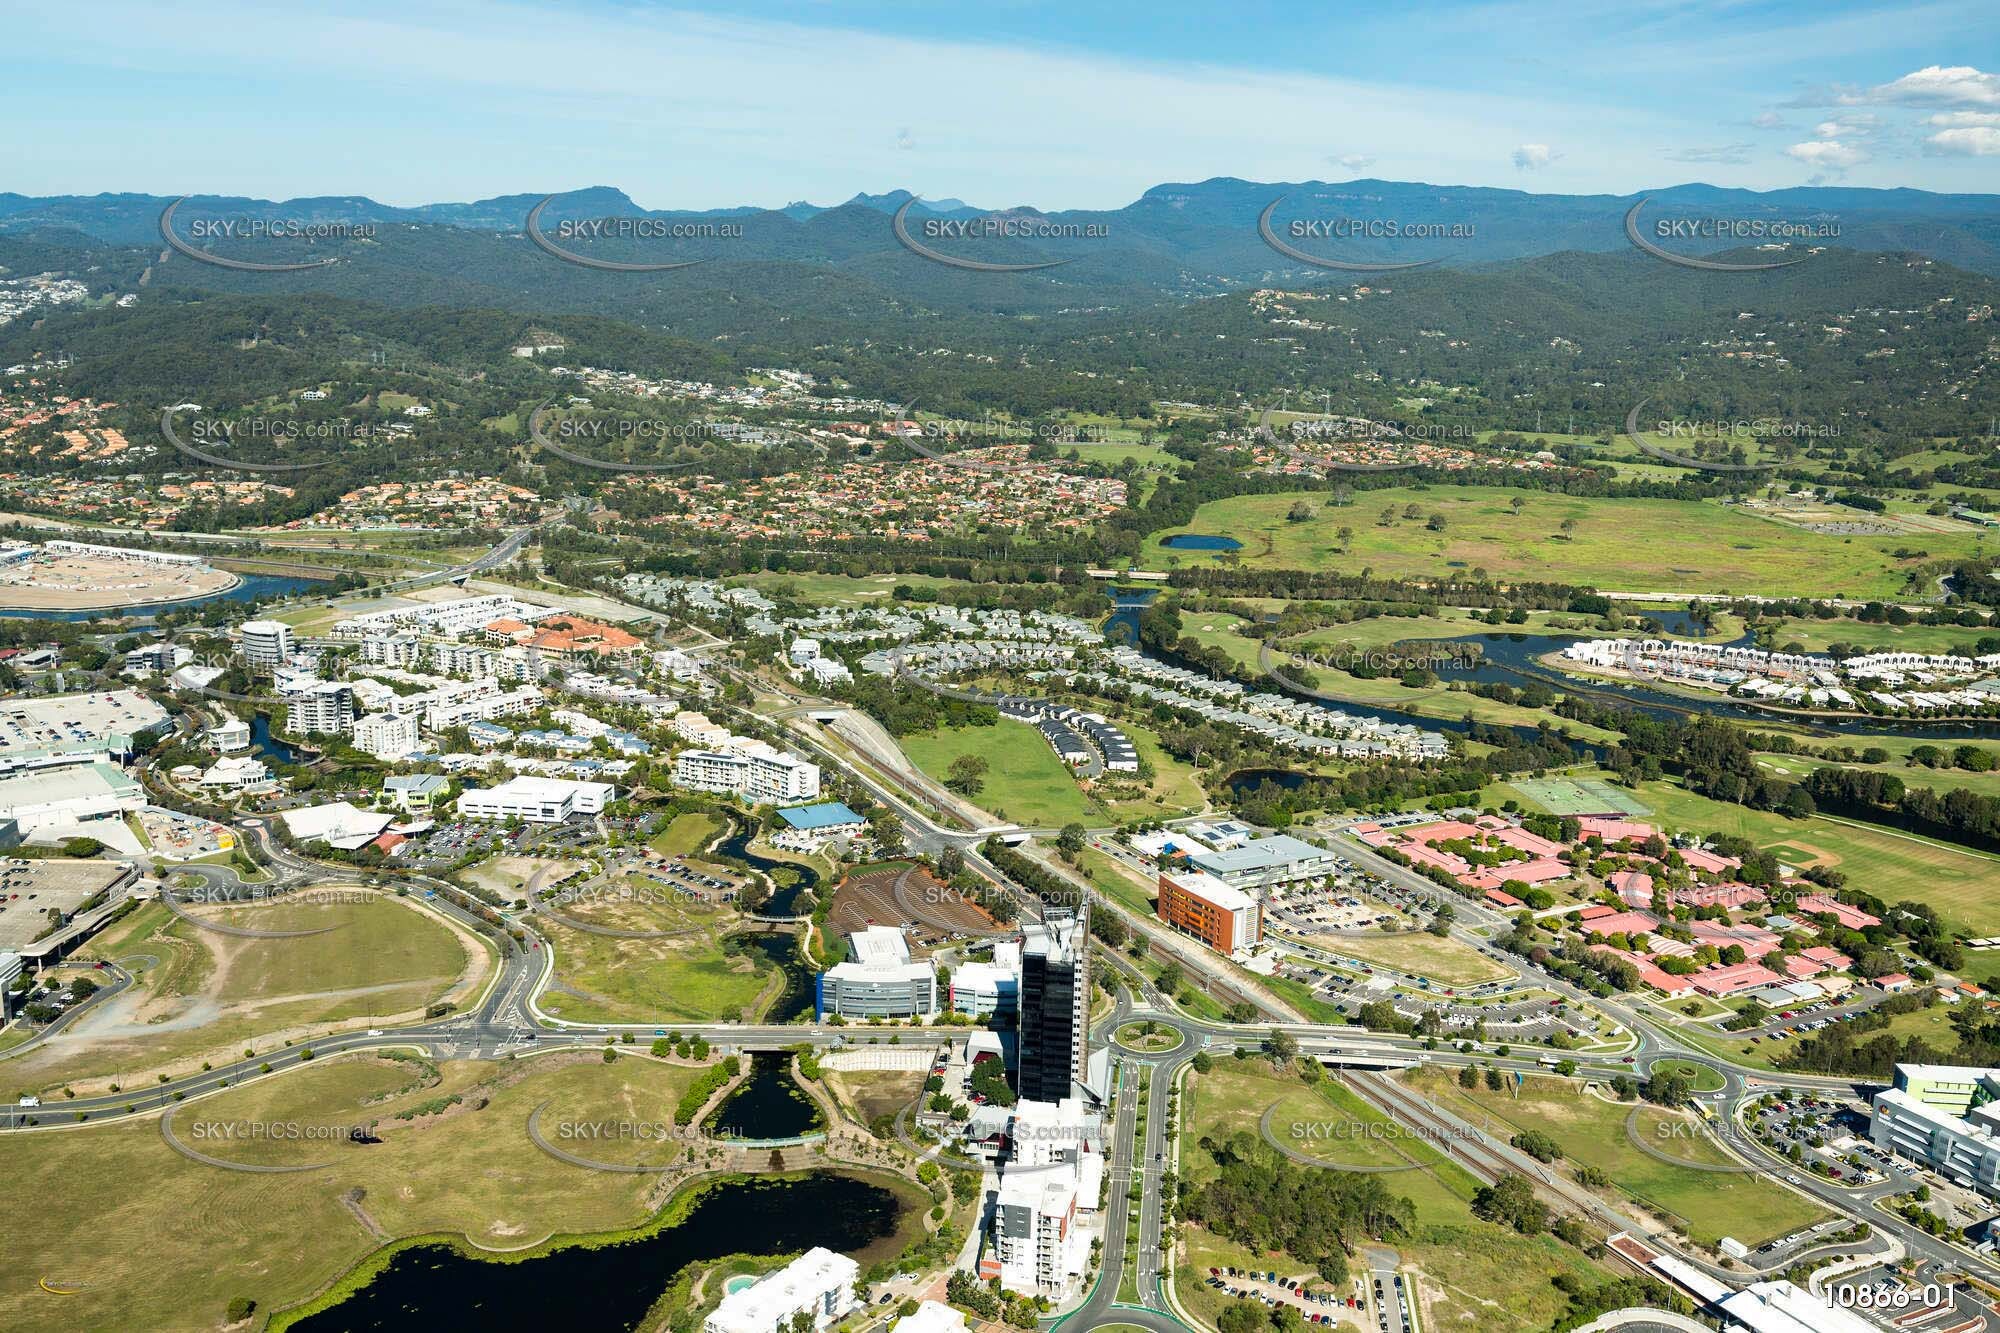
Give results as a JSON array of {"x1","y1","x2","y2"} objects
[
  {"x1": 457, "y1": 776, "x2": 614, "y2": 823},
  {"x1": 816, "y1": 926, "x2": 939, "y2": 1019},
  {"x1": 952, "y1": 941, "x2": 1023, "y2": 1018},
  {"x1": 1871, "y1": 1062, "x2": 2000, "y2": 1195},
  {"x1": 1187, "y1": 833, "x2": 1337, "y2": 892},
  {"x1": 239, "y1": 619, "x2": 295, "y2": 671},
  {"x1": 1157, "y1": 870, "x2": 1262, "y2": 954},
  {"x1": 1018, "y1": 906, "x2": 1089, "y2": 1104},
  {"x1": 703, "y1": 1247, "x2": 857, "y2": 1333}
]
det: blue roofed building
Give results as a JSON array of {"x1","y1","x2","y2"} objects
[{"x1": 774, "y1": 801, "x2": 868, "y2": 850}]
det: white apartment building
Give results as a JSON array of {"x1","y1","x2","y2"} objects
[
  {"x1": 704, "y1": 1247, "x2": 857, "y2": 1333},
  {"x1": 425, "y1": 684, "x2": 543, "y2": 730},
  {"x1": 673, "y1": 738, "x2": 820, "y2": 803},
  {"x1": 240, "y1": 619, "x2": 295, "y2": 671},
  {"x1": 456, "y1": 776, "x2": 613, "y2": 823},
  {"x1": 208, "y1": 717, "x2": 251, "y2": 753},
  {"x1": 282, "y1": 680, "x2": 354, "y2": 735},
  {"x1": 989, "y1": 1164, "x2": 1087, "y2": 1296},
  {"x1": 353, "y1": 712, "x2": 421, "y2": 761},
  {"x1": 671, "y1": 710, "x2": 734, "y2": 747}
]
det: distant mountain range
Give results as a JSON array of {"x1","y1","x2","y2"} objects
[{"x1": 4, "y1": 178, "x2": 1998, "y2": 281}]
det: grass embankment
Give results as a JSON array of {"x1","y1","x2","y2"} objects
[
  {"x1": 1180, "y1": 1062, "x2": 1605, "y2": 1331},
  {"x1": 0, "y1": 1053, "x2": 717, "y2": 1331},
  {"x1": 18, "y1": 896, "x2": 471, "y2": 1097},
  {"x1": 1402, "y1": 1068, "x2": 1829, "y2": 1249}
]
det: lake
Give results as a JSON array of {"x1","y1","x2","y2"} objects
[
  {"x1": 290, "y1": 1171, "x2": 907, "y2": 1332},
  {"x1": 1160, "y1": 534, "x2": 1242, "y2": 551}
]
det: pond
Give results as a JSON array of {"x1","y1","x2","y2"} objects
[
  {"x1": 0, "y1": 571, "x2": 321, "y2": 621},
  {"x1": 1160, "y1": 534, "x2": 1242, "y2": 551},
  {"x1": 716, "y1": 815, "x2": 821, "y2": 916},
  {"x1": 704, "y1": 1050, "x2": 825, "y2": 1141},
  {"x1": 290, "y1": 1171, "x2": 906, "y2": 1332},
  {"x1": 250, "y1": 713, "x2": 301, "y2": 765}
]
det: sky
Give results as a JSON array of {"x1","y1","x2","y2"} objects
[{"x1": 5, "y1": 0, "x2": 1998, "y2": 209}]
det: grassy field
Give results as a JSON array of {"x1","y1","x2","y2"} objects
[
  {"x1": 1180, "y1": 1061, "x2": 1606, "y2": 1331},
  {"x1": 1402, "y1": 1068, "x2": 1829, "y2": 1249},
  {"x1": 1304, "y1": 928, "x2": 1514, "y2": 985},
  {"x1": 539, "y1": 892, "x2": 786, "y2": 1025},
  {"x1": 12, "y1": 896, "x2": 475, "y2": 1098},
  {"x1": 1144, "y1": 487, "x2": 1976, "y2": 597},
  {"x1": 650, "y1": 811, "x2": 725, "y2": 858},
  {"x1": 0, "y1": 1052, "x2": 776, "y2": 1332},
  {"x1": 1632, "y1": 778, "x2": 2000, "y2": 935},
  {"x1": 900, "y1": 721, "x2": 1099, "y2": 827},
  {"x1": 1756, "y1": 752, "x2": 2000, "y2": 803}
]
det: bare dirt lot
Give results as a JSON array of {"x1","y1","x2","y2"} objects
[
  {"x1": 826, "y1": 863, "x2": 999, "y2": 949},
  {"x1": 0, "y1": 550, "x2": 237, "y2": 610}
]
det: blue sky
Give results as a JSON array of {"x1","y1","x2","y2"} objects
[{"x1": 5, "y1": 0, "x2": 1996, "y2": 207}]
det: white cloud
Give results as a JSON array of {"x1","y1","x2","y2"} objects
[
  {"x1": 1334, "y1": 154, "x2": 1376, "y2": 171},
  {"x1": 1664, "y1": 143, "x2": 1753, "y2": 165},
  {"x1": 894, "y1": 127, "x2": 916, "y2": 151},
  {"x1": 1927, "y1": 126, "x2": 2000, "y2": 156},
  {"x1": 1869, "y1": 65, "x2": 2000, "y2": 107},
  {"x1": 1511, "y1": 143, "x2": 1558, "y2": 170},
  {"x1": 1785, "y1": 139, "x2": 1868, "y2": 170},
  {"x1": 1751, "y1": 111, "x2": 1788, "y2": 130},
  {"x1": 1928, "y1": 110, "x2": 2000, "y2": 128}
]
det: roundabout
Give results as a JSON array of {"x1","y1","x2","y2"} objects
[{"x1": 1113, "y1": 1021, "x2": 1186, "y2": 1055}]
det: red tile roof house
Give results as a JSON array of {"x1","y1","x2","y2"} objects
[
  {"x1": 1689, "y1": 922, "x2": 1783, "y2": 960},
  {"x1": 1484, "y1": 887, "x2": 1524, "y2": 909},
  {"x1": 1581, "y1": 910, "x2": 1664, "y2": 939},
  {"x1": 1594, "y1": 947, "x2": 1694, "y2": 997},
  {"x1": 1609, "y1": 870, "x2": 1654, "y2": 905},
  {"x1": 1577, "y1": 903, "x2": 1621, "y2": 922},
  {"x1": 1796, "y1": 894, "x2": 1881, "y2": 930},
  {"x1": 1578, "y1": 817, "x2": 1656, "y2": 843},
  {"x1": 1678, "y1": 846, "x2": 1739, "y2": 876},
  {"x1": 1690, "y1": 961, "x2": 1785, "y2": 997},
  {"x1": 1876, "y1": 973, "x2": 1914, "y2": 992}
]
